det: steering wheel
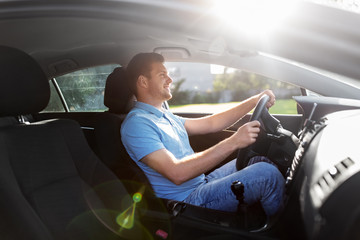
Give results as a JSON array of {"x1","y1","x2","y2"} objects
[{"x1": 236, "y1": 95, "x2": 280, "y2": 170}]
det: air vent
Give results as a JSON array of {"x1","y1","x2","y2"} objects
[
  {"x1": 328, "y1": 157, "x2": 355, "y2": 181},
  {"x1": 316, "y1": 173, "x2": 332, "y2": 192},
  {"x1": 341, "y1": 157, "x2": 355, "y2": 168},
  {"x1": 312, "y1": 157, "x2": 355, "y2": 206}
]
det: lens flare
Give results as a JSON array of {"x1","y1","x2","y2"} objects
[
  {"x1": 116, "y1": 188, "x2": 145, "y2": 230},
  {"x1": 132, "y1": 192, "x2": 142, "y2": 203},
  {"x1": 116, "y1": 203, "x2": 136, "y2": 229},
  {"x1": 82, "y1": 181, "x2": 168, "y2": 239}
]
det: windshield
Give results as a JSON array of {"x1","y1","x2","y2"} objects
[
  {"x1": 260, "y1": 52, "x2": 360, "y2": 90},
  {"x1": 310, "y1": 0, "x2": 360, "y2": 13}
]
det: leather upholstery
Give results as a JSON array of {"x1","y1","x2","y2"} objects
[
  {"x1": 0, "y1": 46, "x2": 50, "y2": 117},
  {"x1": 95, "y1": 67, "x2": 151, "y2": 186},
  {"x1": 0, "y1": 46, "x2": 158, "y2": 239},
  {"x1": 103, "y1": 66, "x2": 134, "y2": 114}
]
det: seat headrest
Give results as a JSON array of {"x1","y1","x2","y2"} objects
[
  {"x1": 104, "y1": 67, "x2": 134, "y2": 114},
  {"x1": 0, "y1": 46, "x2": 50, "y2": 117}
]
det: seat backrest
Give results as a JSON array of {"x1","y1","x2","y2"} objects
[
  {"x1": 94, "y1": 67, "x2": 151, "y2": 187},
  {"x1": 0, "y1": 46, "x2": 158, "y2": 240},
  {"x1": 103, "y1": 67, "x2": 134, "y2": 114}
]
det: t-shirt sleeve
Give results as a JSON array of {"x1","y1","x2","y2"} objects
[
  {"x1": 176, "y1": 115, "x2": 186, "y2": 125},
  {"x1": 121, "y1": 116, "x2": 165, "y2": 162}
]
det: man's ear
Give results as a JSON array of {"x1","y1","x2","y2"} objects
[{"x1": 137, "y1": 75, "x2": 148, "y2": 89}]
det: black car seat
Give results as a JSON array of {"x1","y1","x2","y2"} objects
[
  {"x1": 94, "y1": 67, "x2": 152, "y2": 187},
  {"x1": 0, "y1": 46, "x2": 171, "y2": 240}
]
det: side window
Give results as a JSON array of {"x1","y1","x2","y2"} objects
[
  {"x1": 165, "y1": 62, "x2": 301, "y2": 114},
  {"x1": 43, "y1": 64, "x2": 120, "y2": 112},
  {"x1": 43, "y1": 81, "x2": 66, "y2": 112}
]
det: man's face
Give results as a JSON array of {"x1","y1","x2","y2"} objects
[{"x1": 146, "y1": 62, "x2": 173, "y2": 101}]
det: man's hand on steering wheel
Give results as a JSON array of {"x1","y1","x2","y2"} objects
[
  {"x1": 232, "y1": 120, "x2": 261, "y2": 149},
  {"x1": 254, "y1": 90, "x2": 276, "y2": 109},
  {"x1": 236, "y1": 90, "x2": 279, "y2": 170}
]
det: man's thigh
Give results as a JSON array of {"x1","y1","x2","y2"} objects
[
  {"x1": 185, "y1": 162, "x2": 273, "y2": 211},
  {"x1": 205, "y1": 159, "x2": 237, "y2": 182}
]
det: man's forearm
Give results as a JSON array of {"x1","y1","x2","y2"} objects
[
  {"x1": 207, "y1": 95, "x2": 258, "y2": 132},
  {"x1": 184, "y1": 96, "x2": 257, "y2": 136},
  {"x1": 172, "y1": 134, "x2": 240, "y2": 184},
  {"x1": 144, "y1": 120, "x2": 260, "y2": 185}
]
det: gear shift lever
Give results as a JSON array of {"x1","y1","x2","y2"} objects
[{"x1": 231, "y1": 180, "x2": 248, "y2": 228}]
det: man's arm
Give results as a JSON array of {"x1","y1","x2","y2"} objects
[
  {"x1": 141, "y1": 120, "x2": 261, "y2": 185},
  {"x1": 184, "y1": 90, "x2": 275, "y2": 136}
]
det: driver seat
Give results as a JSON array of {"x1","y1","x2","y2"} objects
[{"x1": 94, "y1": 66, "x2": 152, "y2": 187}]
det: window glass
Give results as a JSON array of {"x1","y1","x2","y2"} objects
[
  {"x1": 42, "y1": 81, "x2": 66, "y2": 112},
  {"x1": 165, "y1": 62, "x2": 301, "y2": 114},
  {"x1": 44, "y1": 64, "x2": 119, "y2": 112},
  {"x1": 310, "y1": 0, "x2": 360, "y2": 13}
]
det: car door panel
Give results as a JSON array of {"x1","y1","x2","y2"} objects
[{"x1": 34, "y1": 112, "x2": 100, "y2": 154}]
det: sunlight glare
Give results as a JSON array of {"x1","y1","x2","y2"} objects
[
  {"x1": 116, "y1": 186, "x2": 145, "y2": 230},
  {"x1": 212, "y1": 0, "x2": 299, "y2": 36}
]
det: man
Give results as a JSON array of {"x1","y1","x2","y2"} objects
[{"x1": 121, "y1": 53, "x2": 284, "y2": 216}]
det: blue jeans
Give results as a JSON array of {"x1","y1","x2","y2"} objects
[{"x1": 183, "y1": 159, "x2": 285, "y2": 216}]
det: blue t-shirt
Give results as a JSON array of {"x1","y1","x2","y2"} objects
[{"x1": 121, "y1": 101, "x2": 205, "y2": 201}]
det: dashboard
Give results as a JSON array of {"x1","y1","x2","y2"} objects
[{"x1": 289, "y1": 96, "x2": 360, "y2": 240}]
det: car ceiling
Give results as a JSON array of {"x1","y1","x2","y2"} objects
[{"x1": 0, "y1": 0, "x2": 360, "y2": 99}]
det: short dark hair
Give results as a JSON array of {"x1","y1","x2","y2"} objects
[{"x1": 126, "y1": 52, "x2": 164, "y2": 96}]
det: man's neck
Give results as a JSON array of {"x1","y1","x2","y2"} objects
[{"x1": 136, "y1": 96, "x2": 163, "y2": 110}]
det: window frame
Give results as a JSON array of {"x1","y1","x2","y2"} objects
[
  {"x1": 43, "y1": 64, "x2": 120, "y2": 113},
  {"x1": 165, "y1": 61, "x2": 302, "y2": 115}
]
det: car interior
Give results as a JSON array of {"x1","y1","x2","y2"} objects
[
  {"x1": 2, "y1": 1, "x2": 360, "y2": 240},
  {"x1": 0, "y1": 45, "x2": 301, "y2": 240},
  {"x1": 3, "y1": 42, "x2": 360, "y2": 240}
]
